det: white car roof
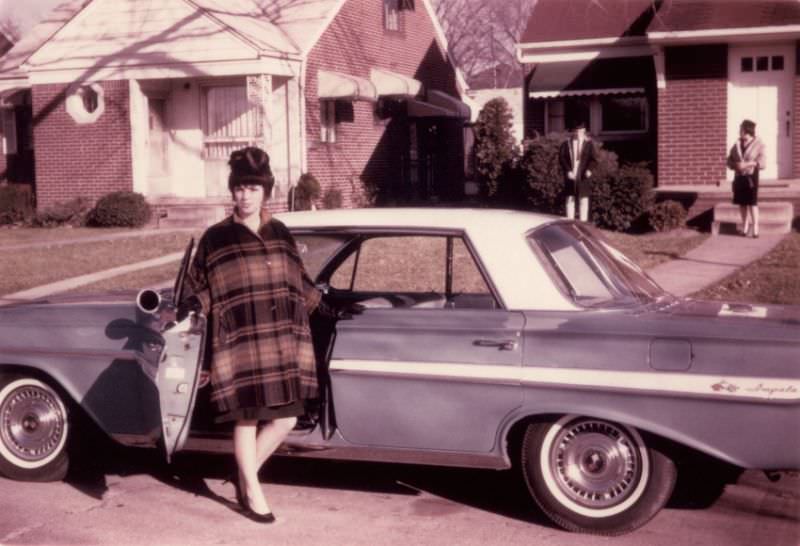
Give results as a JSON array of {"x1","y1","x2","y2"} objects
[
  {"x1": 275, "y1": 208, "x2": 576, "y2": 311},
  {"x1": 275, "y1": 207, "x2": 555, "y2": 232}
]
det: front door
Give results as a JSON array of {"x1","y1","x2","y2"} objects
[
  {"x1": 322, "y1": 233, "x2": 524, "y2": 452},
  {"x1": 728, "y1": 44, "x2": 795, "y2": 180}
]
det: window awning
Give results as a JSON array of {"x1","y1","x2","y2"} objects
[
  {"x1": 0, "y1": 86, "x2": 30, "y2": 107},
  {"x1": 416, "y1": 90, "x2": 471, "y2": 119},
  {"x1": 317, "y1": 70, "x2": 377, "y2": 101},
  {"x1": 528, "y1": 60, "x2": 645, "y2": 99},
  {"x1": 530, "y1": 87, "x2": 645, "y2": 99},
  {"x1": 370, "y1": 68, "x2": 422, "y2": 97}
]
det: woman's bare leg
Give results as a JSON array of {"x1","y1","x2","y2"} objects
[
  {"x1": 751, "y1": 206, "x2": 759, "y2": 236},
  {"x1": 256, "y1": 416, "x2": 297, "y2": 468},
  {"x1": 234, "y1": 420, "x2": 271, "y2": 515},
  {"x1": 740, "y1": 205, "x2": 749, "y2": 235}
]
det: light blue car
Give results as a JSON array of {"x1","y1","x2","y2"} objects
[{"x1": 1, "y1": 208, "x2": 798, "y2": 535}]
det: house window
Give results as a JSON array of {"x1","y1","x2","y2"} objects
[
  {"x1": 741, "y1": 57, "x2": 753, "y2": 72},
  {"x1": 600, "y1": 95, "x2": 648, "y2": 134},
  {"x1": 202, "y1": 84, "x2": 261, "y2": 159},
  {"x1": 320, "y1": 100, "x2": 336, "y2": 143},
  {"x1": 0, "y1": 108, "x2": 16, "y2": 155},
  {"x1": 546, "y1": 98, "x2": 591, "y2": 134},
  {"x1": 65, "y1": 83, "x2": 105, "y2": 124},
  {"x1": 772, "y1": 55, "x2": 784, "y2": 71},
  {"x1": 756, "y1": 56, "x2": 769, "y2": 71},
  {"x1": 384, "y1": 0, "x2": 400, "y2": 31}
]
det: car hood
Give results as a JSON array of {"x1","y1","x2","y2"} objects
[{"x1": 0, "y1": 291, "x2": 141, "y2": 310}]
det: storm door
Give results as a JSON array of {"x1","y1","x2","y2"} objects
[
  {"x1": 728, "y1": 45, "x2": 794, "y2": 180},
  {"x1": 324, "y1": 233, "x2": 524, "y2": 452},
  {"x1": 202, "y1": 84, "x2": 262, "y2": 197},
  {"x1": 147, "y1": 98, "x2": 170, "y2": 180}
]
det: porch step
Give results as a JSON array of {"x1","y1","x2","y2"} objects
[
  {"x1": 152, "y1": 204, "x2": 228, "y2": 228},
  {"x1": 712, "y1": 202, "x2": 794, "y2": 235}
]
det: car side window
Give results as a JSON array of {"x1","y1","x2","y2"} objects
[
  {"x1": 293, "y1": 234, "x2": 351, "y2": 280},
  {"x1": 329, "y1": 235, "x2": 496, "y2": 309}
]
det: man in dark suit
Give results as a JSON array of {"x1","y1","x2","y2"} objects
[{"x1": 559, "y1": 121, "x2": 597, "y2": 221}]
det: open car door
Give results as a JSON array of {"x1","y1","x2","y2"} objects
[{"x1": 156, "y1": 238, "x2": 206, "y2": 462}]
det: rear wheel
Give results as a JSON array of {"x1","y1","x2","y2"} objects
[
  {"x1": 0, "y1": 376, "x2": 70, "y2": 481},
  {"x1": 521, "y1": 415, "x2": 676, "y2": 535}
]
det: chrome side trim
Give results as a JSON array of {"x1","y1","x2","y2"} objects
[
  {"x1": 182, "y1": 437, "x2": 509, "y2": 470},
  {"x1": 330, "y1": 359, "x2": 800, "y2": 402}
]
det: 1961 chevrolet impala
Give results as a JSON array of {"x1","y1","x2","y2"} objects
[{"x1": 0, "y1": 208, "x2": 798, "y2": 535}]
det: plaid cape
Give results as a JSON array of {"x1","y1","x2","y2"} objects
[{"x1": 186, "y1": 214, "x2": 321, "y2": 419}]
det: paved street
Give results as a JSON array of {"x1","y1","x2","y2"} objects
[{"x1": 1, "y1": 445, "x2": 798, "y2": 546}]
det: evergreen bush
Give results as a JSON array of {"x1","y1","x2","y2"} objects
[
  {"x1": 32, "y1": 197, "x2": 93, "y2": 227},
  {"x1": 473, "y1": 97, "x2": 517, "y2": 200},
  {"x1": 517, "y1": 135, "x2": 563, "y2": 215},
  {"x1": 292, "y1": 173, "x2": 321, "y2": 210},
  {"x1": 88, "y1": 191, "x2": 152, "y2": 227},
  {"x1": 648, "y1": 200, "x2": 687, "y2": 232}
]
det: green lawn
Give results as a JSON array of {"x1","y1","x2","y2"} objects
[
  {"x1": 600, "y1": 229, "x2": 709, "y2": 270},
  {"x1": 692, "y1": 232, "x2": 800, "y2": 305},
  {"x1": 1, "y1": 232, "x2": 195, "y2": 296},
  {"x1": 0, "y1": 226, "x2": 133, "y2": 246}
]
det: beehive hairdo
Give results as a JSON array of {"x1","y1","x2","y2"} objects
[{"x1": 228, "y1": 146, "x2": 275, "y2": 194}]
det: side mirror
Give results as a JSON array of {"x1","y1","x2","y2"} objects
[{"x1": 136, "y1": 289, "x2": 162, "y2": 314}]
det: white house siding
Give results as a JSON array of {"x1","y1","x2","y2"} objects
[{"x1": 25, "y1": 0, "x2": 262, "y2": 76}]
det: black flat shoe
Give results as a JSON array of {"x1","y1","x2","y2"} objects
[
  {"x1": 241, "y1": 494, "x2": 276, "y2": 524},
  {"x1": 241, "y1": 507, "x2": 276, "y2": 524}
]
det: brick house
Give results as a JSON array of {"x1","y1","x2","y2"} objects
[
  {"x1": 0, "y1": 0, "x2": 470, "y2": 220},
  {"x1": 517, "y1": 0, "x2": 800, "y2": 193}
]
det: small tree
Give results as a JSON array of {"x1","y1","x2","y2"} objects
[{"x1": 473, "y1": 97, "x2": 517, "y2": 200}]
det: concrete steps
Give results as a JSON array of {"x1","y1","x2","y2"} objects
[
  {"x1": 712, "y1": 202, "x2": 794, "y2": 235},
  {"x1": 148, "y1": 197, "x2": 231, "y2": 229}
]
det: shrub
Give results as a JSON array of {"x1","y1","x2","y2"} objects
[
  {"x1": 0, "y1": 184, "x2": 34, "y2": 225},
  {"x1": 474, "y1": 97, "x2": 517, "y2": 200},
  {"x1": 648, "y1": 200, "x2": 688, "y2": 232},
  {"x1": 591, "y1": 162, "x2": 654, "y2": 232},
  {"x1": 292, "y1": 173, "x2": 321, "y2": 211},
  {"x1": 322, "y1": 187, "x2": 343, "y2": 209},
  {"x1": 517, "y1": 135, "x2": 618, "y2": 216},
  {"x1": 517, "y1": 134, "x2": 563, "y2": 215},
  {"x1": 88, "y1": 191, "x2": 152, "y2": 227},
  {"x1": 31, "y1": 197, "x2": 93, "y2": 227}
]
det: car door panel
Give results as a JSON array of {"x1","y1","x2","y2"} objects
[{"x1": 329, "y1": 308, "x2": 524, "y2": 452}]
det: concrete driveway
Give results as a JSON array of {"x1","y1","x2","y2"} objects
[{"x1": 1, "y1": 442, "x2": 798, "y2": 546}]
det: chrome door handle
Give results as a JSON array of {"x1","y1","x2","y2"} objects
[{"x1": 473, "y1": 339, "x2": 518, "y2": 351}]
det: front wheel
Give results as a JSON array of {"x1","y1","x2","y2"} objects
[
  {"x1": 521, "y1": 415, "x2": 676, "y2": 535},
  {"x1": 0, "y1": 376, "x2": 70, "y2": 481}
]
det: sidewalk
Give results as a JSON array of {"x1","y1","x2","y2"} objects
[
  {"x1": 0, "y1": 227, "x2": 194, "y2": 252},
  {"x1": 647, "y1": 233, "x2": 785, "y2": 297}
]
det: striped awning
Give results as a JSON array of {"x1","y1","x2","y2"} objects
[
  {"x1": 528, "y1": 60, "x2": 645, "y2": 99},
  {"x1": 370, "y1": 68, "x2": 422, "y2": 97},
  {"x1": 317, "y1": 70, "x2": 377, "y2": 101}
]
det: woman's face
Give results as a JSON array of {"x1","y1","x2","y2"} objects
[
  {"x1": 232, "y1": 184, "x2": 265, "y2": 217},
  {"x1": 740, "y1": 128, "x2": 753, "y2": 140}
]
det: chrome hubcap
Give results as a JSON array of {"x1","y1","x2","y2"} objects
[
  {"x1": 549, "y1": 419, "x2": 643, "y2": 510},
  {"x1": 1, "y1": 383, "x2": 66, "y2": 463}
]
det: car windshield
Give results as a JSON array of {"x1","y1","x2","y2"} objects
[{"x1": 530, "y1": 223, "x2": 665, "y2": 308}]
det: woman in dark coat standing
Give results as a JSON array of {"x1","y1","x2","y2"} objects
[
  {"x1": 727, "y1": 119, "x2": 766, "y2": 237},
  {"x1": 184, "y1": 147, "x2": 322, "y2": 523}
]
